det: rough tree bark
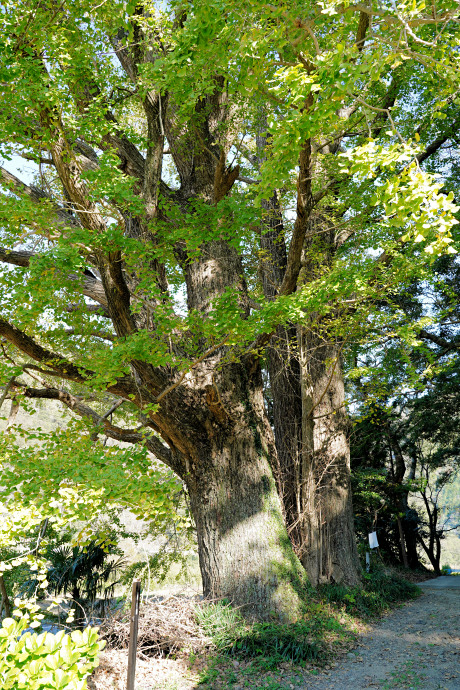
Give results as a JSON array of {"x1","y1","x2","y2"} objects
[
  {"x1": 0, "y1": 12, "x2": 310, "y2": 619},
  {"x1": 0, "y1": 575, "x2": 11, "y2": 619},
  {"x1": 261, "y1": 258, "x2": 361, "y2": 586},
  {"x1": 11, "y1": 1, "x2": 449, "y2": 613},
  {"x1": 185, "y1": 361, "x2": 306, "y2": 619},
  {"x1": 258, "y1": 172, "x2": 361, "y2": 586},
  {"x1": 297, "y1": 329, "x2": 361, "y2": 585}
]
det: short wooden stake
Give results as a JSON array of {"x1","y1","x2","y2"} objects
[{"x1": 127, "y1": 579, "x2": 141, "y2": 690}]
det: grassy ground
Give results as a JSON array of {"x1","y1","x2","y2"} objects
[{"x1": 190, "y1": 567, "x2": 420, "y2": 689}]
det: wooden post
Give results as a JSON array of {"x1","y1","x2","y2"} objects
[{"x1": 127, "y1": 579, "x2": 141, "y2": 690}]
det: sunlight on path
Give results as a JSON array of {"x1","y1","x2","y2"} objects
[{"x1": 299, "y1": 587, "x2": 459, "y2": 690}]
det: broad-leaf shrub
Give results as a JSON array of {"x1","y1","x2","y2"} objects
[{"x1": 0, "y1": 612, "x2": 103, "y2": 690}]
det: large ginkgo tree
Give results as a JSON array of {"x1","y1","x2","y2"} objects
[{"x1": 1, "y1": 0, "x2": 459, "y2": 619}]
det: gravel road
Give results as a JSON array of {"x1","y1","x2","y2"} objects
[{"x1": 299, "y1": 581, "x2": 459, "y2": 690}]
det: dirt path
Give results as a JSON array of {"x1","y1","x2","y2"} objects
[{"x1": 299, "y1": 584, "x2": 459, "y2": 690}]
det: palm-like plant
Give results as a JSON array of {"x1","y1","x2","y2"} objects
[
  {"x1": 47, "y1": 541, "x2": 127, "y2": 602},
  {"x1": 23, "y1": 538, "x2": 127, "y2": 625}
]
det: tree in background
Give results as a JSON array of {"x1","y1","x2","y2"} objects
[
  {"x1": 1, "y1": 1, "x2": 459, "y2": 617},
  {"x1": 349, "y1": 253, "x2": 460, "y2": 571}
]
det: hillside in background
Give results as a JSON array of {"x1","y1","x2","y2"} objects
[{"x1": 1, "y1": 398, "x2": 66, "y2": 435}]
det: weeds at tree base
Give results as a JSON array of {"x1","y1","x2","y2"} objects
[
  {"x1": 195, "y1": 570, "x2": 420, "y2": 688},
  {"x1": 91, "y1": 571, "x2": 420, "y2": 688},
  {"x1": 195, "y1": 600, "x2": 347, "y2": 665},
  {"x1": 318, "y1": 569, "x2": 421, "y2": 618},
  {"x1": 194, "y1": 599, "x2": 355, "y2": 687}
]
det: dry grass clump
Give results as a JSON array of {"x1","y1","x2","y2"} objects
[{"x1": 99, "y1": 594, "x2": 211, "y2": 659}]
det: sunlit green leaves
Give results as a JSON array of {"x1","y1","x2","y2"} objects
[
  {"x1": 0, "y1": 417, "x2": 185, "y2": 530},
  {"x1": 0, "y1": 611, "x2": 103, "y2": 690}
]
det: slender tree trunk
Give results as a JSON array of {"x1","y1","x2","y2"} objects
[
  {"x1": 385, "y1": 445, "x2": 422, "y2": 569},
  {"x1": 400, "y1": 456, "x2": 421, "y2": 569},
  {"x1": 417, "y1": 494, "x2": 442, "y2": 575},
  {"x1": 417, "y1": 536, "x2": 442, "y2": 575},
  {"x1": 397, "y1": 516, "x2": 409, "y2": 568}
]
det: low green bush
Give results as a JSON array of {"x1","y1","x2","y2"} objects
[
  {"x1": 0, "y1": 546, "x2": 33, "y2": 603},
  {"x1": 226, "y1": 620, "x2": 322, "y2": 663},
  {"x1": 0, "y1": 612, "x2": 103, "y2": 690},
  {"x1": 195, "y1": 601, "x2": 337, "y2": 665},
  {"x1": 319, "y1": 569, "x2": 420, "y2": 617}
]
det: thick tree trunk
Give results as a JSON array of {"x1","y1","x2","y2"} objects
[
  {"x1": 256, "y1": 129, "x2": 358, "y2": 587},
  {"x1": 265, "y1": 327, "x2": 361, "y2": 587},
  {"x1": 184, "y1": 363, "x2": 307, "y2": 621},
  {"x1": 297, "y1": 328, "x2": 361, "y2": 586}
]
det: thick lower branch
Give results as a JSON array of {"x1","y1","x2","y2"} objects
[
  {"x1": 0, "y1": 315, "x2": 146, "y2": 399},
  {"x1": 20, "y1": 385, "x2": 176, "y2": 469},
  {"x1": 0, "y1": 247, "x2": 109, "y2": 307}
]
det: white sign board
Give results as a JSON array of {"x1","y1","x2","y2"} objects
[{"x1": 368, "y1": 531, "x2": 379, "y2": 549}]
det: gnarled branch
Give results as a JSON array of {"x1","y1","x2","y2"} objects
[{"x1": 20, "y1": 385, "x2": 174, "y2": 468}]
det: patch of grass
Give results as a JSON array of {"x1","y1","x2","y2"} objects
[
  {"x1": 228, "y1": 620, "x2": 322, "y2": 663},
  {"x1": 195, "y1": 601, "x2": 335, "y2": 664},
  {"x1": 194, "y1": 598, "x2": 356, "y2": 685},
  {"x1": 195, "y1": 600, "x2": 247, "y2": 650},
  {"x1": 319, "y1": 569, "x2": 420, "y2": 618}
]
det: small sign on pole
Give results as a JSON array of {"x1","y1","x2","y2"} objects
[
  {"x1": 127, "y1": 579, "x2": 141, "y2": 690},
  {"x1": 368, "y1": 531, "x2": 379, "y2": 549}
]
